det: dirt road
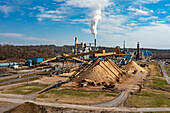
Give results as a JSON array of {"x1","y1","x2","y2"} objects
[
  {"x1": 0, "y1": 69, "x2": 45, "y2": 81},
  {"x1": 0, "y1": 96, "x2": 170, "y2": 113},
  {"x1": 93, "y1": 91, "x2": 129, "y2": 107}
]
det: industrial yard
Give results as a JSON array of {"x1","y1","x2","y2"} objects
[
  {"x1": 0, "y1": 0, "x2": 170, "y2": 113},
  {"x1": 0, "y1": 40, "x2": 170, "y2": 113}
]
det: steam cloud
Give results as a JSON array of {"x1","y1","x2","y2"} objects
[
  {"x1": 65, "y1": 0, "x2": 110, "y2": 38},
  {"x1": 91, "y1": 9, "x2": 101, "y2": 39},
  {"x1": 90, "y1": 0, "x2": 110, "y2": 39}
]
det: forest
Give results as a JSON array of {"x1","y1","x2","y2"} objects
[{"x1": 0, "y1": 44, "x2": 169, "y2": 61}]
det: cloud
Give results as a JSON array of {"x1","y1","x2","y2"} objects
[
  {"x1": 0, "y1": 33, "x2": 22, "y2": 37},
  {"x1": 82, "y1": 29, "x2": 91, "y2": 34},
  {"x1": 128, "y1": 23, "x2": 138, "y2": 26},
  {"x1": 127, "y1": 7, "x2": 153, "y2": 16},
  {"x1": 139, "y1": 16, "x2": 158, "y2": 21},
  {"x1": 32, "y1": 6, "x2": 65, "y2": 21},
  {"x1": 53, "y1": 0, "x2": 65, "y2": 2},
  {"x1": 72, "y1": 19, "x2": 89, "y2": 22},
  {"x1": 70, "y1": 18, "x2": 90, "y2": 24},
  {"x1": 166, "y1": 16, "x2": 170, "y2": 21},
  {"x1": 46, "y1": 10, "x2": 63, "y2": 14},
  {"x1": 165, "y1": 4, "x2": 170, "y2": 7},
  {"x1": 96, "y1": 23, "x2": 170, "y2": 49},
  {"x1": 32, "y1": 6, "x2": 45, "y2": 13},
  {"x1": 124, "y1": 23, "x2": 170, "y2": 48},
  {"x1": 157, "y1": 9, "x2": 167, "y2": 14},
  {"x1": 96, "y1": 14, "x2": 129, "y2": 36},
  {"x1": 133, "y1": 0, "x2": 162, "y2": 5},
  {"x1": 53, "y1": 0, "x2": 168, "y2": 46},
  {"x1": 0, "y1": 5, "x2": 12, "y2": 17},
  {"x1": 0, "y1": 0, "x2": 34, "y2": 17},
  {"x1": 0, "y1": 33, "x2": 48, "y2": 41},
  {"x1": 36, "y1": 14, "x2": 64, "y2": 21},
  {"x1": 65, "y1": 0, "x2": 111, "y2": 9}
]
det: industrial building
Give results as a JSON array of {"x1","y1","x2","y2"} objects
[{"x1": 26, "y1": 58, "x2": 43, "y2": 66}]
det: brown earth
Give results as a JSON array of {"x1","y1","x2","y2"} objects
[
  {"x1": 32, "y1": 72, "x2": 74, "y2": 85},
  {"x1": 4, "y1": 102, "x2": 55, "y2": 113}
]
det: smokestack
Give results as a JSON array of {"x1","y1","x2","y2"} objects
[
  {"x1": 123, "y1": 40, "x2": 125, "y2": 51},
  {"x1": 75, "y1": 37, "x2": 77, "y2": 54},
  {"x1": 136, "y1": 42, "x2": 140, "y2": 60},
  {"x1": 94, "y1": 38, "x2": 96, "y2": 51},
  {"x1": 91, "y1": 9, "x2": 101, "y2": 51}
]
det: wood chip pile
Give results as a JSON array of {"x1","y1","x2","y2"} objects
[
  {"x1": 70, "y1": 58, "x2": 128, "y2": 88},
  {"x1": 124, "y1": 61, "x2": 147, "y2": 73}
]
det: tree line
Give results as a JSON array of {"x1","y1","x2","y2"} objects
[
  {"x1": 0, "y1": 44, "x2": 169, "y2": 61},
  {"x1": 0, "y1": 44, "x2": 72, "y2": 60}
]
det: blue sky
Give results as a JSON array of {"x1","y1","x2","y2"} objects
[{"x1": 0, "y1": 0, "x2": 169, "y2": 49}]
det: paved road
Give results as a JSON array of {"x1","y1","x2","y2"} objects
[
  {"x1": 0, "y1": 69, "x2": 46, "y2": 81},
  {"x1": 0, "y1": 95, "x2": 170, "y2": 112},
  {"x1": 157, "y1": 61, "x2": 170, "y2": 84}
]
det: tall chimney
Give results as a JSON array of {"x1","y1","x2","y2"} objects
[
  {"x1": 123, "y1": 40, "x2": 125, "y2": 51},
  {"x1": 94, "y1": 38, "x2": 96, "y2": 51},
  {"x1": 136, "y1": 42, "x2": 140, "y2": 60},
  {"x1": 75, "y1": 37, "x2": 77, "y2": 54}
]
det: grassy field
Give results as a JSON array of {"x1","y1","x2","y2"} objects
[
  {"x1": 37, "y1": 88, "x2": 119, "y2": 104},
  {"x1": 0, "y1": 84, "x2": 47, "y2": 95},
  {"x1": 127, "y1": 61, "x2": 170, "y2": 107},
  {"x1": 137, "y1": 61, "x2": 162, "y2": 77},
  {"x1": 149, "y1": 62, "x2": 162, "y2": 77},
  {"x1": 127, "y1": 88, "x2": 170, "y2": 107},
  {"x1": 164, "y1": 64, "x2": 170, "y2": 77},
  {"x1": 149, "y1": 78, "x2": 170, "y2": 89}
]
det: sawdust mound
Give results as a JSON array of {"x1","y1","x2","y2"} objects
[
  {"x1": 71, "y1": 58, "x2": 127, "y2": 85},
  {"x1": 5, "y1": 102, "x2": 43, "y2": 113},
  {"x1": 4, "y1": 102, "x2": 67, "y2": 113},
  {"x1": 124, "y1": 61, "x2": 146, "y2": 72}
]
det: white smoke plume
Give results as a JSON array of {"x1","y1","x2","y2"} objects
[
  {"x1": 91, "y1": 8, "x2": 102, "y2": 39},
  {"x1": 90, "y1": 0, "x2": 110, "y2": 39},
  {"x1": 65, "y1": 0, "x2": 110, "y2": 38}
]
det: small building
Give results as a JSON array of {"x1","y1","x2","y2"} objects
[
  {"x1": 142, "y1": 50, "x2": 152, "y2": 57},
  {"x1": 0, "y1": 62, "x2": 19, "y2": 68},
  {"x1": 26, "y1": 58, "x2": 43, "y2": 65}
]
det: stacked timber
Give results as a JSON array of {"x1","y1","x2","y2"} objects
[{"x1": 70, "y1": 58, "x2": 127, "y2": 88}]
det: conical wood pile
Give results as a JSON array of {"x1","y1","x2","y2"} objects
[
  {"x1": 124, "y1": 61, "x2": 146, "y2": 72},
  {"x1": 70, "y1": 58, "x2": 127, "y2": 86}
]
